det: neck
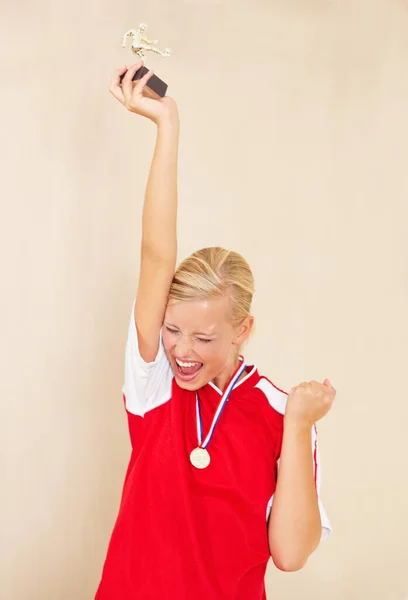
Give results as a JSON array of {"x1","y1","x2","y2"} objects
[{"x1": 212, "y1": 356, "x2": 245, "y2": 392}]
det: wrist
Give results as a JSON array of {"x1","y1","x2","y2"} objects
[
  {"x1": 283, "y1": 416, "x2": 314, "y2": 435},
  {"x1": 155, "y1": 110, "x2": 179, "y2": 130}
]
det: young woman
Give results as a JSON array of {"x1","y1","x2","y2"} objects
[{"x1": 95, "y1": 61, "x2": 336, "y2": 600}]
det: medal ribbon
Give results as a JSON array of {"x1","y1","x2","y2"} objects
[{"x1": 195, "y1": 358, "x2": 246, "y2": 449}]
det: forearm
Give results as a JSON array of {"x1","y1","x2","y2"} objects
[
  {"x1": 142, "y1": 116, "x2": 179, "y2": 259},
  {"x1": 268, "y1": 420, "x2": 321, "y2": 571}
]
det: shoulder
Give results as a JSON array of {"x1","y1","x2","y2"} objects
[{"x1": 253, "y1": 375, "x2": 288, "y2": 429}]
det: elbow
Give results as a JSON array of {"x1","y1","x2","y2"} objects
[
  {"x1": 272, "y1": 554, "x2": 308, "y2": 572},
  {"x1": 140, "y1": 242, "x2": 177, "y2": 264},
  {"x1": 268, "y1": 521, "x2": 321, "y2": 572},
  {"x1": 269, "y1": 540, "x2": 311, "y2": 572}
]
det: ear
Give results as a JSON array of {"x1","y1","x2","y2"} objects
[{"x1": 232, "y1": 316, "x2": 254, "y2": 346}]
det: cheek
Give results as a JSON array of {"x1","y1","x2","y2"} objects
[
  {"x1": 197, "y1": 344, "x2": 213, "y2": 360},
  {"x1": 199, "y1": 341, "x2": 227, "y2": 365},
  {"x1": 161, "y1": 330, "x2": 173, "y2": 354}
]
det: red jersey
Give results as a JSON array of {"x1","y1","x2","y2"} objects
[{"x1": 95, "y1": 302, "x2": 331, "y2": 600}]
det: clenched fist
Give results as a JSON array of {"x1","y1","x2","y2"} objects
[{"x1": 285, "y1": 379, "x2": 336, "y2": 429}]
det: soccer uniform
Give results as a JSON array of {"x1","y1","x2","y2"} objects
[{"x1": 95, "y1": 301, "x2": 332, "y2": 600}]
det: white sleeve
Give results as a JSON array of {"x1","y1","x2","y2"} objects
[
  {"x1": 312, "y1": 424, "x2": 332, "y2": 540},
  {"x1": 122, "y1": 300, "x2": 173, "y2": 417},
  {"x1": 266, "y1": 425, "x2": 332, "y2": 541}
]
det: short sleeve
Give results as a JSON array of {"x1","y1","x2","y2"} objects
[
  {"x1": 122, "y1": 299, "x2": 173, "y2": 417},
  {"x1": 266, "y1": 424, "x2": 332, "y2": 541}
]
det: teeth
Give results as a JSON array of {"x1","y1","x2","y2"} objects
[{"x1": 176, "y1": 359, "x2": 201, "y2": 368}]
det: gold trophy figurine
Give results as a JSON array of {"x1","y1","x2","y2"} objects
[{"x1": 121, "y1": 23, "x2": 171, "y2": 99}]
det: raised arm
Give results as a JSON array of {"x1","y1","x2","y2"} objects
[{"x1": 109, "y1": 62, "x2": 180, "y2": 362}]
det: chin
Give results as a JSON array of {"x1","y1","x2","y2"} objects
[{"x1": 176, "y1": 380, "x2": 202, "y2": 392}]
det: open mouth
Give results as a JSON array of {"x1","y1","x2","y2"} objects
[{"x1": 174, "y1": 359, "x2": 203, "y2": 381}]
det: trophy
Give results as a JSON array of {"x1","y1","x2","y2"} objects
[{"x1": 121, "y1": 23, "x2": 171, "y2": 99}]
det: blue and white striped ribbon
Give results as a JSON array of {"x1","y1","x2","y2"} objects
[{"x1": 195, "y1": 359, "x2": 247, "y2": 449}]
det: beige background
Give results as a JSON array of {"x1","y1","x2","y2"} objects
[{"x1": 1, "y1": 0, "x2": 408, "y2": 598}]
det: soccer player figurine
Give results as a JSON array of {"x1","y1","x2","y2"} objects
[
  {"x1": 98, "y1": 63, "x2": 337, "y2": 599},
  {"x1": 121, "y1": 23, "x2": 171, "y2": 99}
]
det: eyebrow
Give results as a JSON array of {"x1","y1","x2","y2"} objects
[{"x1": 164, "y1": 322, "x2": 217, "y2": 337}]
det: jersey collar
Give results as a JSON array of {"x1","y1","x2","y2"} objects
[{"x1": 206, "y1": 361, "x2": 259, "y2": 397}]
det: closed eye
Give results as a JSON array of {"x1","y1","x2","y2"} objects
[
  {"x1": 164, "y1": 326, "x2": 178, "y2": 334},
  {"x1": 165, "y1": 326, "x2": 213, "y2": 343}
]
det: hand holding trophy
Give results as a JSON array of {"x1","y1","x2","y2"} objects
[{"x1": 109, "y1": 23, "x2": 176, "y2": 125}]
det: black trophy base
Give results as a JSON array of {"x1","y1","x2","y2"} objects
[{"x1": 120, "y1": 65, "x2": 168, "y2": 99}]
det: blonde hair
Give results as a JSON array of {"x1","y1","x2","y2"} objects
[{"x1": 168, "y1": 247, "x2": 255, "y2": 329}]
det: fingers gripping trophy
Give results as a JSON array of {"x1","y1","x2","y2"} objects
[{"x1": 120, "y1": 23, "x2": 171, "y2": 100}]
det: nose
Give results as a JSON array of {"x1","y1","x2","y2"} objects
[{"x1": 175, "y1": 334, "x2": 194, "y2": 358}]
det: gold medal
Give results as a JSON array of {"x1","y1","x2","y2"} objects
[{"x1": 190, "y1": 447, "x2": 211, "y2": 469}]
